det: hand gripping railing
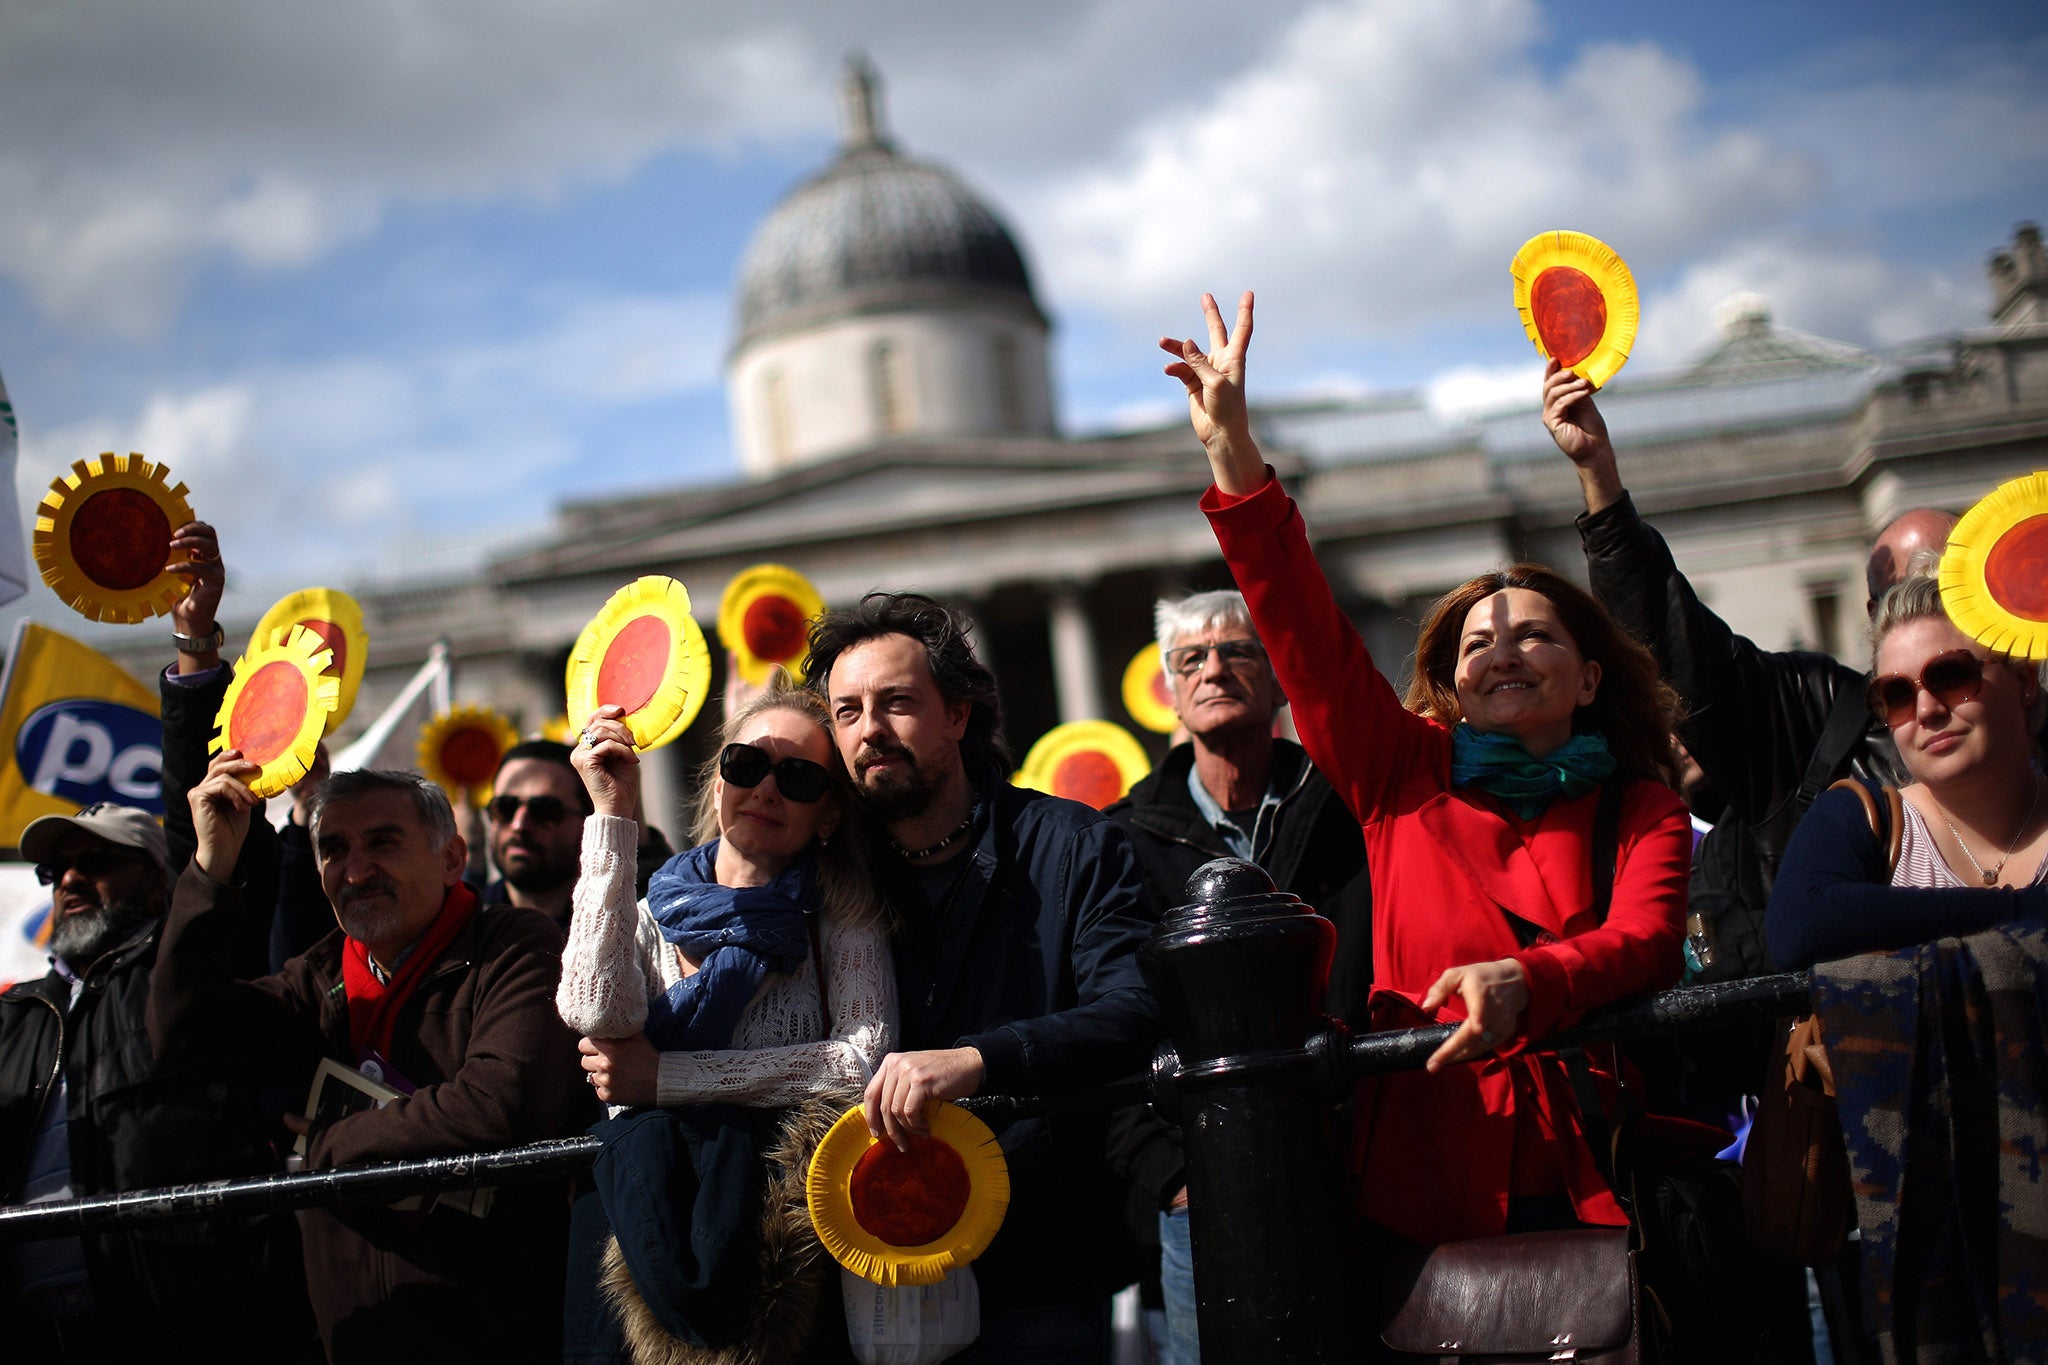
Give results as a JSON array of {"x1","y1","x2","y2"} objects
[{"x1": 0, "y1": 859, "x2": 1810, "y2": 1365}]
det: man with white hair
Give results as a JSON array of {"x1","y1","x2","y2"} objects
[{"x1": 1103, "y1": 588, "x2": 1371, "y2": 1365}]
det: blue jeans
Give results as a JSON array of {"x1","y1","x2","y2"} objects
[
  {"x1": 950, "y1": 1298, "x2": 1113, "y2": 1364},
  {"x1": 1157, "y1": 1206, "x2": 1201, "y2": 1365}
]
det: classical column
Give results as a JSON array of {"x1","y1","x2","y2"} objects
[{"x1": 1046, "y1": 582, "x2": 1103, "y2": 722}]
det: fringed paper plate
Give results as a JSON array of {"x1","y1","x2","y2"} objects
[
  {"x1": 808, "y1": 1103, "x2": 1009, "y2": 1287},
  {"x1": 252, "y1": 587, "x2": 369, "y2": 731},
  {"x1": 718, "y1": 563, "x2": 825, "y2": 685},
  {"x1": 565, "y1": 577, "x2": 711, "y2": 748},
  {"x1": 211, "y1": 626, "x2": 339, "y2": 799},
  {"x1": 1940, "y1": 472, "x2": 2048, "y2": 659},
  {"x1": 33, "y1": 453, "x2": 196, "y2": 623},
  {"x1": 1510, "y1": 231, "x2": 1639, "y2": 390},
  {"x1": 1121, "y1": 643, "x2": 1179, "y2": 735},
  {"x1": 1012, "y1": 720, "x2": 1152, "y2": 810},
  {"x1": 418, "y1": 705, "x2": 519, "y2": 808}
]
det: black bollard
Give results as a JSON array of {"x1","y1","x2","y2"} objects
[{"x1": 1139, "y1": 857, "x2": 1355, "y2": 1364}]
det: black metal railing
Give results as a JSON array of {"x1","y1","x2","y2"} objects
[{"x1": 0, "y1": 969, "x2": 1809, "y2": 1244}]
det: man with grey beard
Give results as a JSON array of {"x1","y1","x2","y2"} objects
[{"x1": 1, "y1": 803, "x2": 308, "y2": 1358}]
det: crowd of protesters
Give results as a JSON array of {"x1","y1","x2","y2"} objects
[{"x1": 2, "y1": 291, "x2": 2042, "y2": 1364}]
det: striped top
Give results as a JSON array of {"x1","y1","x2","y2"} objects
[{"x1": 1894, "y1": 800, "x2": 2048, "y2": 891}]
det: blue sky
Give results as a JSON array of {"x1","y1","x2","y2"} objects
[{"x1": 1, "y1": 0, "x2": 2043, "y2": 624}]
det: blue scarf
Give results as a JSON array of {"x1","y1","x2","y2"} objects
[
  {"x1": 1449, "y1": 725, "x2": 1617, "y2": 820},
  {"x1": 642, "y1": 840, "x2": 817, "y2": 1051}
]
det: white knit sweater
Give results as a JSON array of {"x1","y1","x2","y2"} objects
[{"x1": 555, "y1": 815, "x2": 896, "y2": 1107}]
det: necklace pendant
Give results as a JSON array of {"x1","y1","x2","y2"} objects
[{"x1": 1985, "y1": 869, "x2": 2000, "y2": 886}]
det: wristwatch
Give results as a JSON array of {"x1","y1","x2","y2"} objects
[{"x1": 172, "y1": 625, "x2": 225, "y2": 653}]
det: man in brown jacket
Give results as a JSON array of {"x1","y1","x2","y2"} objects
[{"x1": 150, "y1": 757, "x2": 590, "y2": 1363}]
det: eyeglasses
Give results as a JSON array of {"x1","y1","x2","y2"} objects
[
  {"x1": 719, "y1": 743, "x2": 831, "y2": 804},
  {"x1": 1866, "y1": 649, "x2": 1987, "y2": 728},
  {"x1": 487, "y1": 794, "x2": 573, "y2": 826},
  {"x1": 1165, "y1": 639, "x2": 1265, "y2": 678},
  {"x1": 36, "y1": 847, "x2": 148, "y2": 887}
]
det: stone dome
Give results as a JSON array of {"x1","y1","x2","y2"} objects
[{"x1": 732, "y1": 61, "x2": 1047, "y2": 352}]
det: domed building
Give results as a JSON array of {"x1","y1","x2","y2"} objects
[
  {"x1": 114, "y1": 65, "x2": 2045, "y2": 824},
  {"x1": 727, "y1": 60, "x2": 1057, "y2": 475}
]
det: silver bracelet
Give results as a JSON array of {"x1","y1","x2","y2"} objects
[{"x1": 172, "y1": 625, "x2": 225, "y2": 653}]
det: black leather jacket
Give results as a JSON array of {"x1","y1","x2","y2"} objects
[{"x1": 1578, "y1": 492, "x2": 1905, "y2": 978}]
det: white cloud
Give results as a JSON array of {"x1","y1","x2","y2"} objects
[
  {"x1": 1424, "y1": 362, "x2": 1543, "y2": 423},
  {"x1": 1028, "y1": 0, "x2": 1819, "y2": 345},
  {"x1": 1635, "y1": 238, "x2": 1983, "y2": 369}
]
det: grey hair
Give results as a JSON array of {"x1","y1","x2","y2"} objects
[
  {"x1": 309, "y1": 769, "x2": 458, "y2": 852},
  {"x1": 1154, "y1": 589, "x2": 1256, "y2": 656}
]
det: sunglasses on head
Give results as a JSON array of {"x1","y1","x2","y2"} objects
[
  {"x1": 1866, "y1": 649, "x2": 1987, "y2": 728},
  {"x1": 37, "y1": 847, "x2": 147, "y2": 887},
  {"x1": 486, "y1": 794, "x2": 573, "y2": 826},
  {"x1": 1165, "y1": 638, "x2": 1265, "y2": 678},
  {"x1": 719, "y1": 742, "x2": 830, "y2": 804}
]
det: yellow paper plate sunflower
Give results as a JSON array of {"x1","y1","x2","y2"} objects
[
  {"x1": 33, "y1": 453, "x2": 197, "y2": 624},
  {"x1": 808, "y1": 1103, "x2": 1010, "y2": 1287},
  {"x1": 1014, "y1": 720, "x2": 1152, "y2": 809},
  {"x1": 418, "y1": 705, "x2": 520, "y2": 808},
  {"x1": 718, "y1": 564, "x2": 826, "y2": 685},
  {"x1": 252, "y1": 587, "x2": 369, "y2": 732},
  {"x1": 211, "y1": 626, "x2": 340, "y2": 799},
  {"x1": 1510, "y1": 231, "x2": 1639, "y2": 390},
  {"x1": 1121, "y1": 643, "x2": 1179, "y2": 735},
  {"x1": 565, "y1": 577, "x2": 711, "y2": 748},
  {"x1": 1939, "y1": 472, "x2": 2048, "y2": 659}
]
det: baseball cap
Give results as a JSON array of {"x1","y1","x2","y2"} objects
[{"x1": 20, "y1": 803, "x2": 170, "y2": 873}]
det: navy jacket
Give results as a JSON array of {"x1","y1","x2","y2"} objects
[{"x1": 872, "y1": 778, "x2": 1161, "y2": 1313}]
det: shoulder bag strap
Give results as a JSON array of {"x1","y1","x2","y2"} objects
[
  {"x1": 805, "y1": 913, "x2": 831, "y2": 1026},
  {"x1": 1797, "y1": 684, "x2": 1876, "y2": 811}
]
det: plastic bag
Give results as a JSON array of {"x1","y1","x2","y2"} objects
[{"x1": 841, "y1": 1265, "x2": 979, "y2": 1365}]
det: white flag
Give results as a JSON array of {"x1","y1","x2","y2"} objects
[{"x1": 0, "y1": 370, "x2": 28, "y2": 606}]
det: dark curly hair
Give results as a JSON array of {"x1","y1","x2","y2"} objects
[
  {"x1": 1404, "y1": 562, "x2": 1680, "y2": 786},
  {"x1": 804, "y1": 591, "x2": 1011, "y2": 775}
]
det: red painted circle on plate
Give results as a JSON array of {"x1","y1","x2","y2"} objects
[
  {"x1": 1531, "y1": 266, "x2": 1608, "y2": 369},
  {"x1": 297, "y1": 617, "x2": 348, "y2": 677},
  {"x1": 438, "y1": 726, "x2": 502, "y2": 786},
  {"x1": 741, "y1": 593, "x2": 809, "y2": 664},
  {"x1": 228, "y1": 660, "x2": 310, "y2": 765},
  {"x1": 597, "y1": 615, "x2": 671, "y2": 713},
  {"x1": 1983, "y1": 514, "x2": 2048, "y2": 620},
  {"x1": 1053, "y1": 750, "x2": 1123, "y2": 809},
  {"x1": 70, "y1": 488, "x2": 171, "y2": 592},
  {"x1": 849, "y1": 1135, "x2": 971, "y2": 1248},
  {"x1": 1149, "y1": 667, "x2": 1173, "y2": 709}
]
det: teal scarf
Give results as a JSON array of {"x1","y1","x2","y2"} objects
[{"x1": 1450, "y1": 725, "x2": 1616, "y2": 819}]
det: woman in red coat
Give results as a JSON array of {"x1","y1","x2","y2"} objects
[{"x1": 1162, "y1": 292, "x2": 1690, "y2": 1246}]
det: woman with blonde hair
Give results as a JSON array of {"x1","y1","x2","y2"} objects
[{"x1": 558, "y1": 676, "x2": 896, "y2": 1362}]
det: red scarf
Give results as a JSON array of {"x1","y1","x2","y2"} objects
[{"x1": 341, "y1": 881, "x2": 479, "y2": 1063}]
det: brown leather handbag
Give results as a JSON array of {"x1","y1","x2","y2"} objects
[
  {"x1": 1740, "y1": 779, "x2": 1898, "y2": 1264},
  {"x1": 1381, "y1": 1227, "x2": 1641, "y2": 1363}
]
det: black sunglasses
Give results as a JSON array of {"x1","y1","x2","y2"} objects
[
  {"x1": 487, "y1": 794, "x2": 574, "y2": 826},
  {"x1": 719, "y1": 742, "x2": 830, "y2": 804},
  {"x1": 1866, "y1": 649, "x2": 1986, "y2": 728},
  {"x1": 37, "y1": 847, "x2": 147, "y2": 887}
]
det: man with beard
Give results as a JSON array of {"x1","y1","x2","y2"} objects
[
  {"x1": 480, "y1": 740, "x2": 671, "y2": 929},
  {"x1": 808, "y1": 592, "x2": 1160, "y2": 1364},
  {"x1": 2, "y1": 520, "x2": 311, "y2": 1359},
  {"x1": 149, "y1": 763, "x2": 590, "y2": 1363},
  {"x1": 481, "y1": 740, "x2": 591, "y2": 925}
]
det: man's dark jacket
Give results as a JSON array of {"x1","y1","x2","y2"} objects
[
  {"x1": 0, "y1": 663, "x2": 301, "y2": 1354},
  {"x1": 872, "y1": 778, "x2": 1161, "y2": 1316},
  {"x1": 1580, "y1": 492, "x2": 1905, "y2": 979},
  {"x1": 1105, "y1": 737, "x2": 1372, "y2": 1026}
]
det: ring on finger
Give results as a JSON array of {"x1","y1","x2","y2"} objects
[{"x1": 1477, "y1": 1027, "x2": 1496, "y2": 1045}]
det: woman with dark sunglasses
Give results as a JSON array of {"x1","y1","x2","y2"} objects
[
  {"x1": 1767, "y1": 570, "x2": 2048, "y2": 969},
  {"x1": 554, "y1": 676, "x2": 896, "y2": 1359}
]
